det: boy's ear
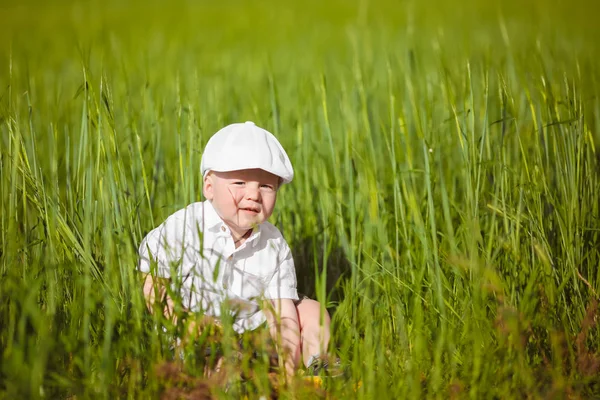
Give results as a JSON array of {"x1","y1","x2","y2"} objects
[{"x1": 203, "y1": 174, "x2": 214, "y2": 200}]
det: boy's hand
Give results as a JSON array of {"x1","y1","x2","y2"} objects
[{"x1": 182, "y1": 314, "x2": 223, "y2": 344}]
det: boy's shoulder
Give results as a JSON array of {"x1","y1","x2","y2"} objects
[
  {"x1": 259, "y1": 220, "x2": 283, "y2": 237},
  {"x1": 258, "y1": 221, "x2": 290, "y2": 249},
  {"x1": 160, "y1": 201, "x2": 213, "y2": 230}
]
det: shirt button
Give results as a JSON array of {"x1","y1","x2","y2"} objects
[
  {"x1": 228, "y1": 255, "x2": 233, "y2": 261},
  {"x1": 221, "y1": 226, "x2": 226, "y2": 232}
]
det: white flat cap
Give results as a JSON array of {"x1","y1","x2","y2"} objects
[{"x1": 200, "y1": 121, "x2": 294, "y2": 184}]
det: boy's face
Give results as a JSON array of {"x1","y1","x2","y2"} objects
[{"x1": 203, "y1": 168, "x2": 280, "y2": 237}]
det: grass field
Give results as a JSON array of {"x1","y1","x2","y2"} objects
[{"x1": 1, "y1": 0, "x2": 600, "y2": 398}]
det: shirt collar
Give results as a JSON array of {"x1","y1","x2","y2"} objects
[
  {"x1": 202, "y1": 200, "x2": 225, "y2": 232},
  {"x1": 203, "y1": 200, "x2": 262, "y2": 247},
  {"x1": 247, "y1": 226, "x2": 262, "y2": 248}
]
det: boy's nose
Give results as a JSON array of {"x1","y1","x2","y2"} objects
[{"x1": 245, "y1": 187, "x2": 260, "y2": 201}]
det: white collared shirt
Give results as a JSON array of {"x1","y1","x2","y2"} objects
[{"x1": 138, "y1": 200, "x2": 298, "y2": 333}]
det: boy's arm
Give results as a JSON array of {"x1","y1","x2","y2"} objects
[
  {"x1": 261, "y1": 241, "x2": 301, "y2": 376},
  {"x1": 141, "y1": 273, "x2": 178, "y2": 323},
  {"x1": 141, "y1": 273, "x2": 220, "y2": 339},
  {"x1": 139, "y1": 216, "x2": 202, "y2": 333},
  {"x1": 264, "y1": 298, "x2": 301, "y2": 377}
]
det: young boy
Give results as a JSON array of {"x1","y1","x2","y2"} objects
[{"x1": 138, "y1": 121, "x2": 331, "y2": 377}]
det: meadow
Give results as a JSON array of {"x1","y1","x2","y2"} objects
[{"x1": 1, "y1": 0, "x2": 599, "y2": 398}]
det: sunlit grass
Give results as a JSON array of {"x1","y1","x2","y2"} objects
[{"x1": 1, "y1": 0, "x2": 599, "y2": 398}]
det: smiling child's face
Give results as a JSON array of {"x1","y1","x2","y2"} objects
[{"x1": 203, "y1": 168, "x2": 280, "y2": 238}]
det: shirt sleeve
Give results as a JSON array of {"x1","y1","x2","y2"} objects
[
  {"x1": 264, "y1": 243, "x2": 299, "y2": 300},
  {"x1": 138, "y1": 212, "x2": 193, "y2": 279}
]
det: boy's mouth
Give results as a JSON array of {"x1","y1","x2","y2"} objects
[{"x1": 240, "y1": 207, "x2": 259, "y2": 214}]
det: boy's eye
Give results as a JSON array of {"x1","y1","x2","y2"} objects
[
  {"x1": 260, "y1": 184, "x2": 275, "y2": 191},
  {"x1": 233, "y1": 181, "x2": 245, "y2": 186}
]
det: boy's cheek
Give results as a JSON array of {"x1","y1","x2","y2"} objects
[{"x1": 224, "y1": 188, "x2": 242, "y2": 203}]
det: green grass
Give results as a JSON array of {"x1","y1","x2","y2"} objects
[{"x1": 1, "y1": 0, "x2": 600, "y2": 398}]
